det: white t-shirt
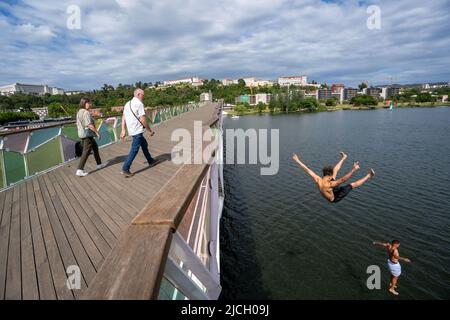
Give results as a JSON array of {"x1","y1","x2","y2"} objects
[{"x1": 123, "y1": 97, "x2": 145, "y2": 136}]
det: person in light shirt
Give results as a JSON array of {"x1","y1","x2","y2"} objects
[
  {"x1": 373, "y1": 240, "x2": 412, "y2": 296},
  {"x1": 120, "y1": 88, "x2": 156, "y2": 177}
]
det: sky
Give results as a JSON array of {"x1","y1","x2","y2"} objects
[{"x1": 0, "y1": 0, "x2": 449, "y2": 90}]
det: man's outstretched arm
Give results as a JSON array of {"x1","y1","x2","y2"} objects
[
  {"x1": 331, "y1": 162, "x2": 360, "y2": 187},
  {"x1": 292, "y1": 153, "x2": 320, "y2": 183},
  {"x1": 373, "y1": 241, "x2": 390, "y2": 247},
  {"x1": 398, "y1": 256, "x2": 412, "y2": 263}
]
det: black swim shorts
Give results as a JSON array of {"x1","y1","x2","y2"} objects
[{"x1": 332, "y1": 184, "x2": 353, "y2": 203}]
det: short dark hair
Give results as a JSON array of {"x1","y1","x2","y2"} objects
[
  {"x1": 79, "y1": 98, "x2": 91, "y2": 109},
  {"x1": 391, "y1": 240, "x2": 400, "y2": 245},
  {"x1": 322, "y1": 166, "x2": 334, "y2": 177}
]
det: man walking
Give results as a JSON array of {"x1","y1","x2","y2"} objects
[{"x1": 120, "y1": 88, "x2": 156, "y2": 177}]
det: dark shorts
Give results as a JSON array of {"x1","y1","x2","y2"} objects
[{"x1": 332, "y1": 185, "x2": 353, "y2": 203}]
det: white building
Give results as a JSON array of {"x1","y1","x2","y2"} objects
[
  {"x1": 242, "y1": 77, "x2": 273, "y2": 87},
  {"x1": 331, "y1": 92, "x2": 344, "y2": 104},
  {"x1": 51, "y1": 87, "x2": 65, "y2": 95},
  {"x1": 0, "y1": 83, "x2": 65, "y2": 96},
  {"x1": 163, "y1": 76, "x2": 204, "y2": 87},
  {"x1": 254, "y1": 93, "x2": 271, "y2": 105},
  {"x1": 200, "y1": 92, "x2": 212, "y2": 102},
  {"x1": 278, "y1": 75, "x2": 308, "y2": 86},
  {"x1": 222, "y1": 78, "x2": 236, "y2": 86},
  {"x1": 65, "y1": 91, "x2": 84, "y2": 96}
]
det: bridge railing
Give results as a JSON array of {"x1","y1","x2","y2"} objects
[{"x1": 0, "y1": 103, "x2": 201, "y2": 191}]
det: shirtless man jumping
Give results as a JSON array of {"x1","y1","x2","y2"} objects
[
  {"x1": 292, "y1": 152, "x2": 375, "y2": 203},
  {"x1": 373, "y1": 240, "x2": 412, "y2": 295}
]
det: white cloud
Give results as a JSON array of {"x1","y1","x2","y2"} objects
[
  {"x1": 0, "y1": 0, "x2": 449, "y2": 89},
  {"x1": 15, "y1": 23, "x2": 56, "y2": 43}
]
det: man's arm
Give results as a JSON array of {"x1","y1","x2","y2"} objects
[
  {"x1": 292, "y1": 153, "x2": 320, "y2": 183},
  {"x1": 398, "y1": 256, "x2": 412, "y2": 263},
  {"x1": 373, "y1": 241, "x2": 390, "y2": 248},
  {"x1": 139, "y1": 115, "x2": 155, "y2": 136},
  {"x1": 330, "y1": 162, "x2": 360, "y2": 187},
  {"x1": 120, "y1": 116, "x2": 127, "y2": 140},
  {"x1": 137, "y1": 103, "x2": 155, "y2": 136}
]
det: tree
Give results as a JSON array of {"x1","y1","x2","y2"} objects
[
  {"x1": 0, "y1": 111, "x2": 38, "y2": 125},
  {"x1": 237, "y1": 79, "x2": 246, "y2": 87},
  {"x1": 416, "y1": 92, "x2": 435, "y2": 103},
  {"x1": 325, "y1": 98, "x2": 337, "y2": 106},
  {"x1": 351, "y1": 94, "x2": 377, "y2": 106},
  {"x1": 257, "y1": 102, "x2": 265, "y2": 113},
  {"x1": 358, "y1": 82, "x2": 368, "y2": 91},
  {"x1": 300, "y1": 98, "x2": 320, "y2": 111}
]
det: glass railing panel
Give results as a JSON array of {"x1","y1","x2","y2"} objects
[
  {"x1": 2, "y1": 132, "x2": 29, "y2": 153},
  {"x1": 26, "y1": 137, "x2": 63, "y2": 176},
  {"x1": 158, "y1": 277, "x2": 187, "y2": 300},
  {"x1": 96, "y1": 123, "x2": 113, "y2": 147},
  {"x1": 154, "y1": 112, "x2": 161, "y2": 124},
  {"x1": 61, "y1": 136, "x2": 77, "y2": 161},
  {"x1": 26, "y1": 127, "x2": 60, "y2": 152},
  {"x1": 0, "y1": 151, "x2": 5, "y2": 189},
  {"x1": 3, "y1": 150, "x2": 26, "y2": 185},
  {"x1": 61, "y1": 125, "x2": 80, "y2": 141}
]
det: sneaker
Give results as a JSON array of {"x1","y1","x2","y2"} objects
[
  {"x1": 97, "y1": 162, "x2": 108, "y2": 170},
  {"x1": 121, "y1": 170, "x2": 135, "y2": 178},
  {"x1": 76, "y1": 169, "x2": 88, "y2": 177}
]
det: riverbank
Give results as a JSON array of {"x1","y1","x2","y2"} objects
[{"x1": 226, "y1": 101, "x2": 450, "y2": 116}]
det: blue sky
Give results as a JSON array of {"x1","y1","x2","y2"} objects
[{"x1": 0, "y1": 0, "x2": 449, "y2": 90}]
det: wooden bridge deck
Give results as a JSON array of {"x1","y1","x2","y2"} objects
[{"x1": 0, "y1": 103, "x2": 218, "y2": 300}]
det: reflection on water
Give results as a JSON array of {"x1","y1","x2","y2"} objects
[{"x1": 220, "y1": 107, "x2": 450, "y2": 299}]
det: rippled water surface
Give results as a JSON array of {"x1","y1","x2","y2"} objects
[{"x1": 219, "y1": 107, "x2": 450, "y2": 299}]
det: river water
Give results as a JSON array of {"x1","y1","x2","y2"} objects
[{"x1": 220, "y1": 107, "x2": 450, "y2": 299}]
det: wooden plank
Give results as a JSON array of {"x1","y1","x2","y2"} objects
[
  {"x1": 25, "y1": 180, "x2": 57, "y2": 299},
  {"x1": 19, "y1": 182, "x2": 39, "y2": 299},
  {"x1": 0, "y1": 189, "x2": 13, "y2": 299},
  {"x1": 55, "y1": 167, "x2": 124, "y2": 238},
  {"x1": 37, "y1": 176, "x2": 87, "y2": 299},
  {"x1": 40, "y1": 174, "x2": 97, "y2": 286},
  {"x1": 0, "y1": 191, "x2": 5, "y2": 231},
  {"x1": 47, "y1": 172, "x2": 105, "y2": 269},
  {"x1": 82, "y1": 224, "x2": 172, "y2": 300},
  {"x1": 54, "y1": 172, "x2": 116, "y2": 257},
  {"x1": 66, "y1": 169, "x2": 133, "y2": 227},
  {"x1": 70, "y1": 168, "x2": 138, "y2": 223},
  {"x1": 132, "y1": 163, "x2": 209, "y2": 230},
  {"x1": 80, "y1": 169, "x2": 144, "y2": 219},
  {"x1": 32, "y1": 178, "x2": 74, "y2": 300},
  {"x1": 5, "y1": 186, "x2": 22, "y2": 299}
]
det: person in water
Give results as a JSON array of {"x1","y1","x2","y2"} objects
[
  {"x1": 292, "y1": 152, "x2": 375, "y2": 203},
  {"x1": 373, "y1": 240, "x2": 411, "y2": 296}
]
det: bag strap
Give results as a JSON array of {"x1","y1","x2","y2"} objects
[{"x1": 128, "y1": 99, "x2": 144, "y2": 129}]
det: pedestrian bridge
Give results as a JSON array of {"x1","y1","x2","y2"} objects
[{"x1": 0, "y1": 102, "x2": 224, "y2": 300}]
